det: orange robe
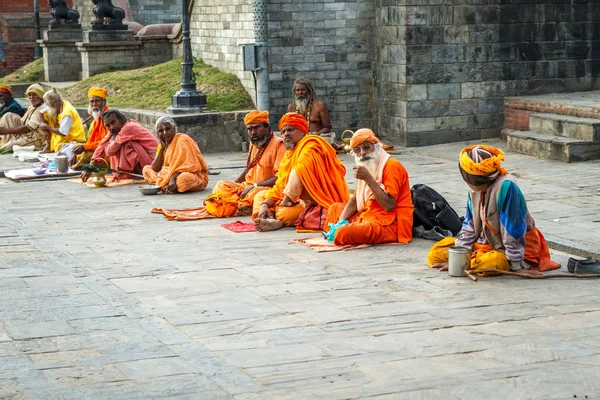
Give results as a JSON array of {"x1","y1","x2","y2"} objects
[
  {"x1": 211, "y1": 135, "x2": 285, "y2": 213},
  {"x1": 253, "y1": 134, "x2": 349, "y2": 227},
  {"x1": 83, "y1": 107, "x2": 109, "y2": 152},
  {"x1": 143, "y1": 133, "x2": 208, "y2": 193},
  {"x1": 326, "y1": 157, "x2": 413, "y2": 245}
]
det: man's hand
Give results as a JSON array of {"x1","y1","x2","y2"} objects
[
  {"x1": 258, "y1": 203, "x2": 274, "y2": 219},
  {"x1": 69, "y1": 154, "x2": 77, "y2": 167},
  {"x1": 81, "y1": 171, "x2": 91, "y2": 182},
  {"x1": 159, "y1": 139, "x2": 168, "y2": 150},
  {"x1": 72, "y1": 144, "x2": 85, "y2": 155},
  {"x1": 240, "y1": 185, "x2": 253, "y2": 199},
  {"x1": 353, "y1": 165, "x2": 374, "y2": 182},
  {"x1": 280, "y1": 195, "x2": 298, "y2": 207}
]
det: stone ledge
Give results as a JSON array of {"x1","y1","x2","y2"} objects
[{"x1": 505, "y1": 98, "x2": 600, "y2": 120}]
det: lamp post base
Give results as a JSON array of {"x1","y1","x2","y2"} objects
[{"x1": 167, "y1": 89, "x2": 207, "y2": 114}]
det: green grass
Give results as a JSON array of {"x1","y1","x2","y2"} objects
[
  {"x1": 0, "y1": 58, "x2": 46, "y2": 84},
  {"x1": 60, "y1": 57, "x2": 254, "y2": 112}
]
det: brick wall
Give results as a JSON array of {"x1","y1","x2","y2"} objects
[
  {"x1": 189, "y1": 0, "x2": 256, "y2": 104},
  {"x1": 0, "y1": 0, "x2": 58, "y2": 77},
  {"x1": 376, "y1": 1, "x2": 599, "y2": 146}
]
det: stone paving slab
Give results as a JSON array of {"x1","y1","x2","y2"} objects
[{"x1": 2, "y1": 139, "x2": 600, "y2": 398}]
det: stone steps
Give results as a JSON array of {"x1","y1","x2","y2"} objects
[
  {"x1": 529, "y1": 113, "x2": 600, "y2": 142},
  {"x1": 507, "y1": 131, "x2": 600, "y2": 163}
]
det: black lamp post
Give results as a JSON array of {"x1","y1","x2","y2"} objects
[
  {"x1": 33, "y1": 0, "x2": 42, "y2": 59},
  {"x1": 168, "y1": 0, "x2": 207, "y2": 114}
]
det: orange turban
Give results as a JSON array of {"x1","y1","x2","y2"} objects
[
  {"x1": 244, "y1": 110, "x2": 269, "y2": 126},
  {"x1": 0, "y1": 84, "x2": 12, "y2": 96},
  {"x1": 278, "y1": 112, "x2": 308, "y2": 134},
  {"x1": 459, "y1": 145, "x2": 508, "y2": 176},
  {"x1": 350, "y1": 128, "x2": 380, "y2": 149},
  {"x1": 88, "y1": 87, "x2": 108, "y2": 99}
]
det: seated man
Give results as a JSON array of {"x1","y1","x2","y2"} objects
[
  {"x1": 0, "y1": 84, "x2": 24, "y2": 118},
  {"x1": 69, "y1": 87, "x2": 110, "y2": 169},
  {"x1": 0, "y1": 83, "x2": 46, "y2": 152},
  {"x1": 38, "y1": 88, "x2": 86, "y2": 153},
  {"x1": 253, "y1": 112, "x2": 349, "y2": 232},
  {"x1": 87, "y1": 110, "x2": 157, "y2": 180},
  {"x1": 287, "y1": 76, "x2": 331, "y2": 134},
  {"x1": 207, "y1": 110, "x2": 285, "y2": 216},
  {"x1": 143, "y1": 116, "x2": 208, "y2": 193},
  {"x1": 428, "y1": 145, "x2": 560, "y2": 276},
  {"x1": 325, "y1": 129, "x2": 413, "y2": 245}
]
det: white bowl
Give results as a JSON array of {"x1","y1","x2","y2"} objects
[{"x1": 139, "y1": 185, "x2": 161, "y2": 195}]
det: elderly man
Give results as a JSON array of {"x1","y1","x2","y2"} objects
[
  {"x1": 206, "y1": 110, "x2": 285, "y2": 216},
  {"x1": 88, "y1": 109, "x2": 157, "y2": 180},
  {"x1": 143, "y1": 116, "x2": 208, "y2": 193},
  {"x1": 38, "y1": 88, "x2": 85, "y2": 153},
  {"x1": 68, "y1": 87, "x2": 110, "y2": 169},
  {"x1": 286, "y1": 77, "x2": 331, "y2": 134},
  {"x1": 0, "y1": 83, "x2": 46, "y2": 151},
  {"x1": 0, "y1": 84, "x2": 24, "y2": 118},
  {"x1": 427, "y1": 145, "x2": 560, "y2": 276},
  {"x1": 325, "y1": 129, "x2": 413, "y2": 245},
  {"x1": 253, "y1": 112, "x2": 349, "y2": 232}
]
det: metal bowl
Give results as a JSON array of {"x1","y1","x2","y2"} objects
[
  {"x1": 33, "y1": 168, "x2": 47, "y2": 175},
  {"x1": 138, "y1": 185, "x2": 161, "y2": 195}
]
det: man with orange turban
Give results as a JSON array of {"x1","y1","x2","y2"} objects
[
  {"x1": 205, "y1": 110, "x2": 285, "y2": 216},
  {"x1": 0, "y1": 84, "x2": 24, "y2": 118},
  {"x1": 68, "y1": 87, "x2": 110, "y2": 170},
  {"x1": 0, "y1": 83, "x2": 46, "y2": 152},
  {"x1": 253, "y1": 112, "x2": 349, "y2": 232},
  {"x1": 324, "y1": 128, "x2": 413, "y2": 245},
  {"x1": 427, "y1": 145, "x2": 560, "y2": 276}
]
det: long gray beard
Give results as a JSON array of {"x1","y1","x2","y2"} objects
[
  {"x1": 294, "y1": 97, "x2": 310, "y2": 116},
  {"x1": 46, "y1": 106, "x2": 59, "y2": 124}
]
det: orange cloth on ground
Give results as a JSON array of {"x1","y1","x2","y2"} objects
[
  {"x1": 142, "y1": 133, "x2": 208, "y2": 193},
  {"x1": 83, "y1": 106, "x2": 109, "y2": 151},
  {"x1": 244, "y1": 110, "x2": 270, "y2": 125},
  {"x1": 253, "y1": 190, "x2": 305, "y2": 227},
  {"x1": 151, "y1": 207, "x2": 215, "y2": 221},
  {"x1": 523, "y1": 226, "x2": 560, "y2": 271},
  {"x1": 326, "y1": 203, "x2": 399, "y2": 245},
  {"x1": 93, "y1": 120, "x2": 157, "y2": 173},
  {"x1": 264, "y1": 134, "x2": 349, "y2": 207},
  {"x1": 278, "y1": 112, "x2": 308, "y2": 134}
]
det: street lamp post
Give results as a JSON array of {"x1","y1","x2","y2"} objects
[
  {"x1": 167, "y1": 0, "x2": 207, "y2": 114},
  {"x1": 33, "y1": 0, "x2": 42, "y2": 59}
]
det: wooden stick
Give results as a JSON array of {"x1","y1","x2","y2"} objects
[
  {"x1": 466, "y1": 268, "x2": 600, "y2": 279},
  {"x1": 465, "y1": 269, "x2": 478, "y2": 282}
]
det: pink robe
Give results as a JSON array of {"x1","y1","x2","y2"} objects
[{"x1": 93, "y1": 120, "x2": 158, "y2": 173}]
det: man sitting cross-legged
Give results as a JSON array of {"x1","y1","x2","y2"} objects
[
  {"x1": 143, "y1": 116, "x2": 209, "y2": 193},
  {"x1": 0, "y1": 84, "x2": 24, "y2": 119},
  {"x1": 325, "y1": 129, "x2": 413, "y2": 245},
  {"x1": 253, "y1": 112, "x2": 349, "y2": 232},
  {"x1": 0, "y1": 83, "x2": 46, "y2": 152},
  {"x1": 38, "y1": 88, "x2": 86, "y2": 153},
  {"x1": 207, "y1": 110, "x2": 285, "y2": 216},
  {"x1": 84, "y1": 109, "x2": 157, "y2": 180}
]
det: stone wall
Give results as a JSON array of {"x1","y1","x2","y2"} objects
[
  {"x1": 72, "y1": 0, "x2": 181, "y2": 29},
  {"x1": 75, "y1": 107, "x2": 251, "y2": 153},
  {"x1": 189, "y1": 0, "x2": 256, "y2": 104},
  {"x1": 375, "y1": 1, "x2": 599, "y2": 146},
  {"x1": 267, "y1": 1, "x2": 376, "y2": 132}
]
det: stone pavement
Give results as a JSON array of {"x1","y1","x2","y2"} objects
[{"x1": 1, "y1": 139, "x2": 600, "y2": 399}]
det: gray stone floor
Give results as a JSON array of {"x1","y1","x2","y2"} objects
[{"x1": 1, "y1": 139, "x2": 600, "y2": 399}]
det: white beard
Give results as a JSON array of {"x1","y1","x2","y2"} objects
[
  {"x1": 355, "y1": 148, "x2": 382, "y2": 177},
  {"x1": 46, "y1": 106, "x2": 59, "y2": 124},
  {"x1": 294, "y1": 96, "x2": 310, "y2": 116},
  {"x1": 88, "y1": 106, "x2": 101, "y2": 120}
]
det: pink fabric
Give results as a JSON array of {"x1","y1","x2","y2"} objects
[
  {"x1": 221, "y1": 220, "x2": 257, "y2": 233},
  {"x1": 93, "y1": 120, "x2": 157, "y2": 172}
]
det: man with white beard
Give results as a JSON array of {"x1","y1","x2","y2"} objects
[
  {"x1": 38, "y1": 88, "x2": 85, "y2": 153},
  {"x1": 324, "y1": 128, "x2": 414, "y2": 245},
  {"x1": 286, "y1": 76, "x2": 332, "y2": 134},
  {"x1": 67, "y1": 87, "x2": 110, "y2": 169}
]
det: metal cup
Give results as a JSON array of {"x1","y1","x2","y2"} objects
[
  {"x1": 447, "y1": 246, "x2": 471, "y2": 277},
  {"x1": 55, "y1": 155, "x2": 69, "y2": 173}
]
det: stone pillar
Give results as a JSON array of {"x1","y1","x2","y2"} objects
[
  {"x1": 39, "y1": 26, "x2": 83, "y2": 82},
  {"x1": 76, "y1": 30, "x2": 140, "y2": 78}
]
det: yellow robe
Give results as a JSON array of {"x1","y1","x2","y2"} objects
[{"x1": 46, "y1": 100, "x2": 86, "y2": 152}]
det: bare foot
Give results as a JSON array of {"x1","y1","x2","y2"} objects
[
  {"x1": 431, "y1": 262, "x2": 448, "y2": 271},
  {"x1": 254, "y1": 218, "x2": 284, "y2": 232},
  {"x1": 39, "y1": 146, "x2": 52, "y2": 154},
  {"x1": 237, "y1": 205, "x2": 252, "y2": 216}
]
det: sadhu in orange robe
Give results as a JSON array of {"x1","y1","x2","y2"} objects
[
  {"x1": 325, "y1": 129, "x2": 413, "y2": 245},
  {"x1": 253, "y1": 114, "x2": 349, "y2": 229},
  {"x1": 143, "y1": 133, "x2": 209, "y2": 193},
  {"x1": 211, "y1": 135, "x2": 285, "y2": 213}
]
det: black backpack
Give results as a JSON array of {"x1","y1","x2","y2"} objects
[{"x1": 411, "y1": 184, "x2": 463, "y2": 235}]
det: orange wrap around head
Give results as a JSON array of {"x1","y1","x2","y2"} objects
[
  {"x1": 88, "y1": 87, "x2": 108, "y2": 99},
  {"x1": 0, "y1": 84, "x2": 12, "y2": 96},
  {"x1": 459, "y1": 144, "x2": 508, "y2": 176},
  {"x1": 244, "y1": 110, "x2": 270, "y2": 126},
  {"x1": 278, "y1": 112, "x2": 308, "y2": 134},
  {"x1": 350, "y1": 128, "x2": 379, "y2": 149}
]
